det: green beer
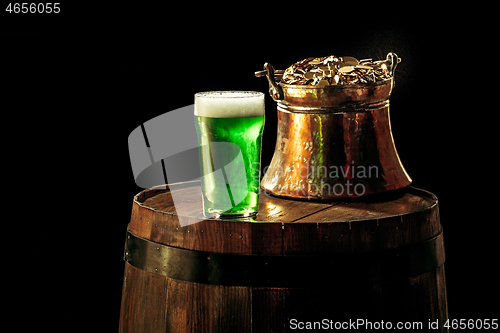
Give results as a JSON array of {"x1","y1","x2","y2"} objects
[{"x1": 194, "y1": 91, "x2": 265, "y2": 218}]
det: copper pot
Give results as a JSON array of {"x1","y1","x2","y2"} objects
[{"x1": 256, "y1": 53, "x2": 411, "y2": 200}]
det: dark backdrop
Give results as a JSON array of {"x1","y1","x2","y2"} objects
[{"x1": 2, "y1": 4, "x2": 496, "y2": 331}]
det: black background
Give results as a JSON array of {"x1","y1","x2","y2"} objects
[{"x1": 2, "y1": 3, "x2": 497, "y2": 331}]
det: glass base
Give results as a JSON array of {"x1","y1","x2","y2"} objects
[{"x1": 204, "y1": 211, "x2": 258, "y2": 219}]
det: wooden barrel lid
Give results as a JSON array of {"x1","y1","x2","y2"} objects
[{"x1": 129, "y1": 181, "x2": 440, "y2": 256}]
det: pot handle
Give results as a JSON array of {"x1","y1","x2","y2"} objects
[
  {"x1": 386, "y1": 52, "x2": 401, "y2": 76},
  {"x1": 255, "y1": 63, "x2": 284, "y2": 101}
]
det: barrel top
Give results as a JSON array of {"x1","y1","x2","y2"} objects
[
  {"x1": 134, "y1": 181, "x2": 436, "y2": 224},
  {"x1": 130, "y1": 181, "x2": 440, "y2": 255}
]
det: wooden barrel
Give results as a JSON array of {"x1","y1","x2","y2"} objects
[{"x1": 119, "y1": 181, "x2": 448, "y2": 332}]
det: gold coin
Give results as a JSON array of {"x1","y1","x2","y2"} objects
[
  {"x1": 356, "y1": 64, "x2": 372, "y2": 70},
  {"x1": 339, "y1": 66, "x2": 355, "y2": 73},
  {"x1": 342, "y1": 56, "x2": 359, "y2": 66}
]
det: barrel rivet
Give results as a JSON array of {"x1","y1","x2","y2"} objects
[{"x1": 188, "y1": 230, "x2": 191, "y2": 233}]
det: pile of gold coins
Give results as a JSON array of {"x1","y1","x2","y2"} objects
[{"x1": 278, "y1": 55, "x2": 393, "y2": 86}]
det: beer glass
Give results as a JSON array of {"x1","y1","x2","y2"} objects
[{"x1": 194, "y1": 91, "x2": 265, "y2": 218}]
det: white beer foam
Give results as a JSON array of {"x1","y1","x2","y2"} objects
[{"x1": 195, "y1": 91, "x2": 264, "y2": 118}]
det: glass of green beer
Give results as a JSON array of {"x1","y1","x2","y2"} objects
[{"x1": 194, "y1": 91, "x2": 265, "y2": 218}]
